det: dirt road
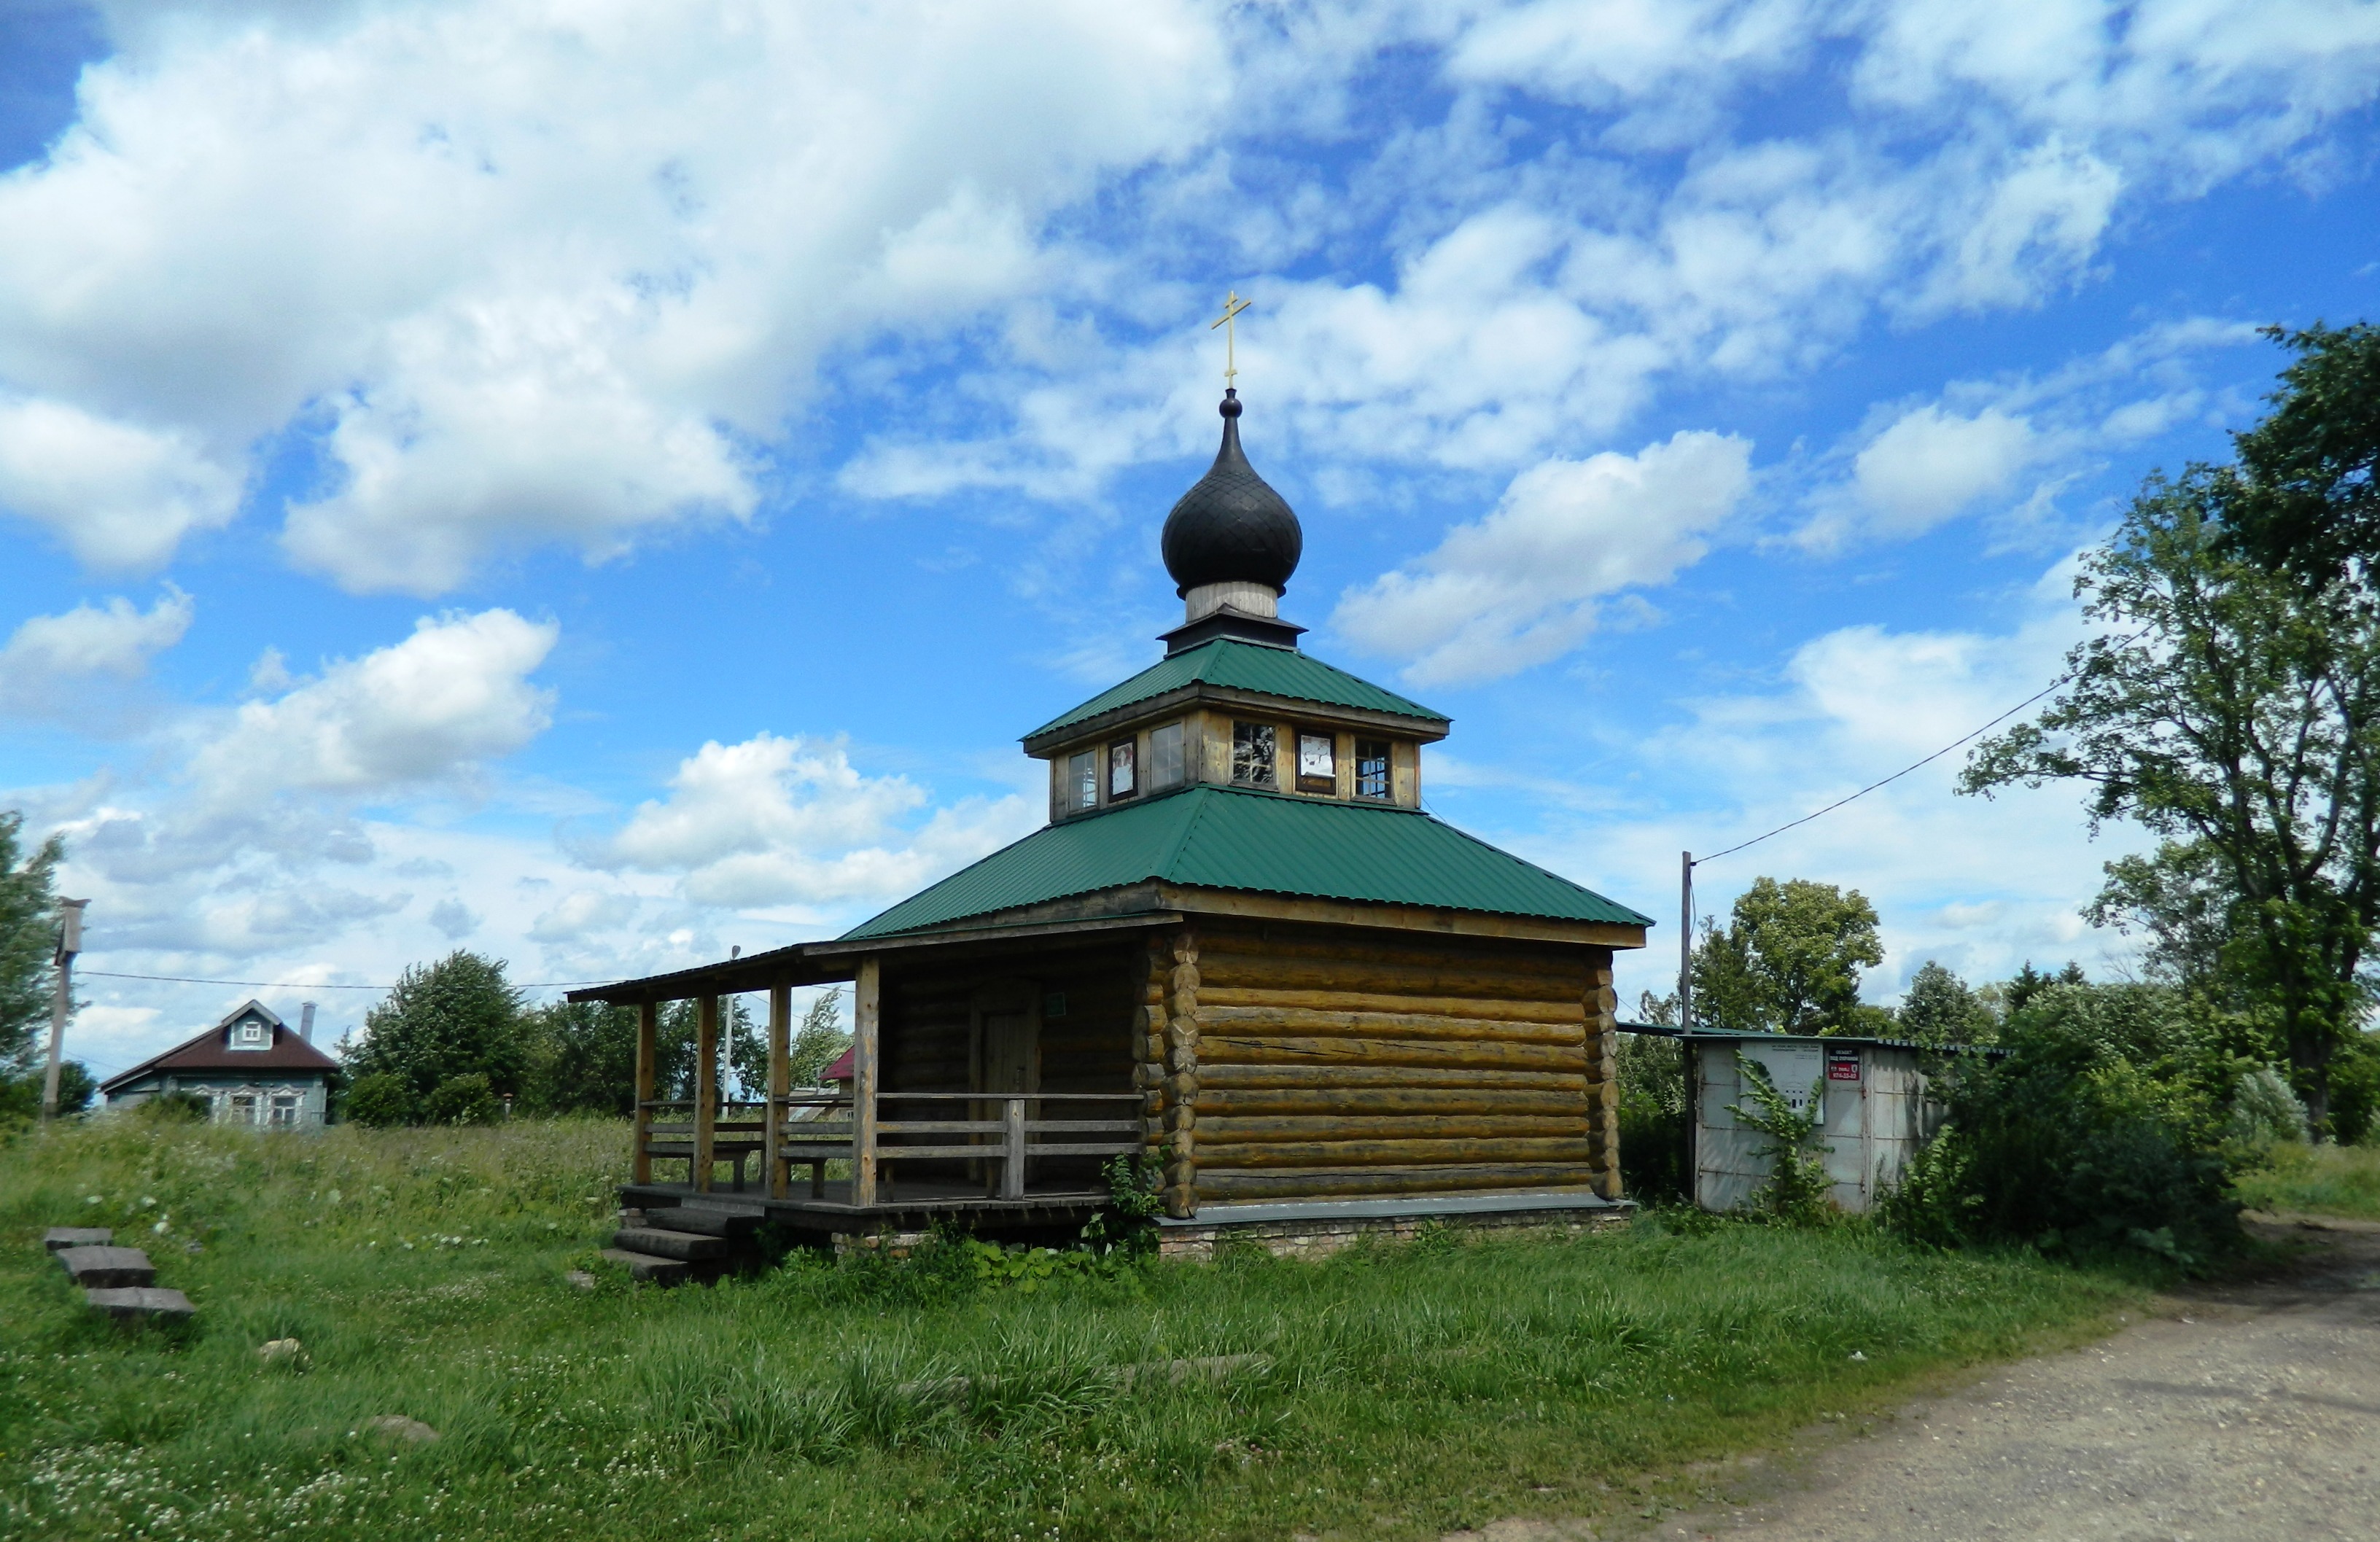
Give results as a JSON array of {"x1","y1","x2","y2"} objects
[{"x1": 1453, "y1": 1216, "x2": 2380, "y2": 1542}]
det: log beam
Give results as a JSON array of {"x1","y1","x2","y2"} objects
[
  {"x1": 632, "y1": 1001, "x2": 657, "y2": 1185},
  {"x1": 852, "y1": 957, "x2": 882, "y2": 1207},
  {"x1": 693, "y1": 995, "x2": 718, "y2": 1194},
  {"x1": 766, "y1": 982, "x2": 791, "y2": 1200}
]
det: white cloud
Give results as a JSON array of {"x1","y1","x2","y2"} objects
[
  {"x1": 0, "y1": 0, "x2": 1226, "y2": 590},
  {"x1": 1797, "y1": 316, "x2": 2263, "y2": 550},
  {"x1": 0, "y1": 397, "x2": 239, "y2": 568},
  {"x1": 1331, "y1": 430, "x2": 1754, "y2": 685},
  {"x1": 0, "y1": 588, "x2": 193, "y2": 714},
  {"x1": 599, "y1": 732, "x2": 1034, "y2": 911},
  {"x1": 185, "y1": 608, "x2": 557, "y2": 802},
  {"x1": 1533, "y1": 551, "x2": 2150, "y2": 1009}
]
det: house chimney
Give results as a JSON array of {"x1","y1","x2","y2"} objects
[{"x1": 299, "y1": 1001, "x2": 316, "y2": 1043}]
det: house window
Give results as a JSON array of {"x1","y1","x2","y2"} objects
[
  {"x1": 1356, "y1": 739, "x2": 1392, "y2": 801},
  {"x1": 269, "y1": 1093, "x2": 301, "y2": 1128},
  {"x1": 233, "y1": 1020, "x2": 268, "y2": 1048},
  {"x1": 1108, "y1": 739, "x2": 1137, "y2": 801},
  {"x1": 1296, "y1": 731, "x2": 1337, "y2": 794},
  {"x1": 1232, "y1": 722, "x2": 1276, "y2": 787},
  {"x1": 1148, "y1": 721, "x2": 1185, "y2": 790},
  {"x1": 1068, "y1": 750, "x2": 1097, "y2": 811},
  {"x1": 228, "y1": 1093, "x2": 258, "y2": 1126}
]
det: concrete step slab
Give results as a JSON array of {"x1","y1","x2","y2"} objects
[
  {"x1": 642, "y1": 1206, "x2": 761, "y2": 1238},
  {"x1": 44, "y1": 1227, "x2": 112, "y2": 1252},
  {"x1": 57, "y1": 1245, "x2": 156, "y2": 1288},
  {"x1": 598, "y1": 1247, "x2": 690, "y2": 1285},
  {"x1": 86, "y1": 1286, "x2": 195, "y2": 1320},
  {"x1": 609, "y1": 1227, "x2": 728, "y2": 1261}
]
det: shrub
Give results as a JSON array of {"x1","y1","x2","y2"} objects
[
  {"x1": 1616, "y1": 1031, "x2": 1689, "y2": 1203},
  {"x1": 423, "y1": 1072, "x2": 501, "y2": 1126},
  {"x1": 136, "y1": 1089, "x2": 211, "y2": 1123},
  {"x1": 2226, "y1": 1064, "x2": 2309, "y2": 1149},
  {"x1": 345, "y1": 1071, "x2": 415, "y2": 1128},
  {"x1": 2330, "y1": 1030, "x2": 2380, "y2": 1145},
  {"x1": 1911, "y1": 982, "x2": 2245, "y2": 1269},
  {"x1": 1727, "y1": 1051, "x2": 1835, "y2": 1225}
]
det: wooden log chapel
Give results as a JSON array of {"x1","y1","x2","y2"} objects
[{"x1": 572, "y1": 377, "x2": 1654, "y2": 1258}]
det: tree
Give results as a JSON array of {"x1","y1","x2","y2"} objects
[
  {"x1": 1690, "y1": 876, "x2": 1883, "y2": 1035},
  {"x1": 521, "y1": 1000, "x2": 640, "y2": 1116},
  {"x1": 2002, "y1": 961, "x2": 2087, "y2": 1016},
  {"x1": 1, "y1": 811, "x2": 66, "y2": 1083},
  {"x1": 1961, "y1": 421, "x2": 2380, "y2": 1134},
  {"x1": 787, "y1": 988, "x2": 849, "y2": 1088},
  {"x1": 2218, "y1": 322, "x2": 2380, "y2": 583},
  {"x1": 1897, "y1": 962, "x2": 1996, "y2": 1048},
  {"x1": 346, "y1": 951, "x2": 526, "y2": 1110}
]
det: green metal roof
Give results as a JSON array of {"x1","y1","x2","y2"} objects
[
  {"x1": 843, "y1": 783, "x2": 1652, "y2": 940},
  {"x1": 1024, "y1": 639, "x2": 1447, "y2": 742}
]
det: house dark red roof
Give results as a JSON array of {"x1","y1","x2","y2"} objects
[
  {"x1": 822, "y1": 1046, "x2": 855, "y2": 1083},
  {"x1": 100, "y1": 1001, "x2": 339, "y2": 1094}
]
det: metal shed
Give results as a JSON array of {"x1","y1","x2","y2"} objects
[{"x1": 1636, "y1": 1027, "x2": 1960, "y2": 1215}]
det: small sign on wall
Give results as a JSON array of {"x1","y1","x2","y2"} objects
[{"x1": 1826, "y1": 1045, "x2": 1862, "y2": 1082}]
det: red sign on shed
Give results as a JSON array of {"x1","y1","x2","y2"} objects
[{"x1": 1825, "y1": 1045, "x2": 1862, "y2": 1081}]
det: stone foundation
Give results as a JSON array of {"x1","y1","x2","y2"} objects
[{"x1": 1155, "y1": 1192, "x2": 1634, "y2": 1261}]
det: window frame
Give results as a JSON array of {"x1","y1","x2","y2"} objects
[
  {"x1": 1066, "y1": 749, "x2": 1099, "y2": 812},
  {"x1": 1147, "y1": 720, "x2": 1186, "y2": 791},
  {"x1": 1108, "y1": 737, "x2": 1138, "y2": 801},
  {"x1": 1354, "y1": 738, "x2": 1393, "y2": 801},
  {"x1": 1231, "y1": 720, "x2": 1278, "y2": 788},
  {"x1": 1294, "y1": 728, "x2": 1339, "y2": 795}
]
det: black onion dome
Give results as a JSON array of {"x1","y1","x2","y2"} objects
[{"x1": 1161, "y1": 390, "x2": 1302, "y2": 597}]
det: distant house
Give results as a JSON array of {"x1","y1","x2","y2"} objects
[{"x1": 100, "y1": 1001, "x2": 338, "y2": 1128}]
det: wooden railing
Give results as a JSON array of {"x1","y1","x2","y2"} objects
[
  {"x1": 635, "y1": 1099, "x2": 769, "y2": 1191},
  {"x1": 772, "y1": 1091, "x2": 1140, "y2": 1202}
]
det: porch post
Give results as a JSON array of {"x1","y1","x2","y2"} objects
[
  {"x1": 632, "y1": 1001, "x2": 657, "y2": 1185},
  {"x1": 765, "y1": 983, "x2": 791, "y2": 1199},
  {"x1": 695, "y1": 994, "x2": 719, "y2": 1194},
  {"x1": 1000, "y1": 1095, "x2": 1027, "y2": 1200},
  {"x1": 852, "y1": 956, "x2": 881, "y2": 1207}
]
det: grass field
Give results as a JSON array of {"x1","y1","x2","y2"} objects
[
  {"x1": 2, "y1": 1116, "x2": 2145, "y2": 1541},
  {"x1": 2235, "y1": 1140, "x2": 2380, "y2": 1222}
]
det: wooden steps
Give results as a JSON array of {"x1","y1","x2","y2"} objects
[
  {"x1": 597, "y1": 1247, "x2": 691, "y2": 1285},
  {"x1": 39, "y1": 1230, "x2": 191, "y2": 1320},
  {"x1": 86, "y1": 1286, "x2": 196, "y2": 1320},
  {"x1": 57, "y1": 1245, "x2": 158, "y2": 1289},
  {"x1": 599, "y1": 1202, "x2": 766, "y2": 1285},
  {"x1": 45, "y1": 1226, "x2": 112, "y2": 1252}
]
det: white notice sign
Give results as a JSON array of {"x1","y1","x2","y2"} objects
[{"x1": 1739, "y1": 1041, "x2": 1824, "y2": 1115}]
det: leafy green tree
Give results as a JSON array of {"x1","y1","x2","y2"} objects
[
  {"x1": 1961, "y1": 418, "x2": 2380, "y2": 1134},
  {"x1": 422, "y1": 1072, "x2": 501, "y2": 1126},
  {"x1": 1897, "y1": 962, "x2": 1997, "y2": 1048},
  {"x1": 346, "y1": 951, "x2": 526, "y2": 1110},
  {"x1": 521, "y1": 1000, "x2": 640, "y2": 1115},
  {"x1": 787, "y1": 988, "x2": 849, "y2": 1089},
  {"x1": 2217, "y1": 322, "x2": 2380, "y2": 583},
  {"x1": 344, "y1": 1072, "x2": 413, "y2": 1128},
  {"x1": 1690, "y1": 877, "x2": 1883, "y2": 1035},
  {"x1": 1, "y1": 811, "x2": 66, "y2": 1083}
]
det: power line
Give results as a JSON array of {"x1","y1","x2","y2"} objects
[
  {"x1": 79, "y1": 970, "x2": 610, "y2": 991},
  {"x1": 1692, "y1": 633, "x2": 2138, "y2": 868}
]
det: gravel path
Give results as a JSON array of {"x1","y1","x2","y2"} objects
[{"x1": 1450, "y1": 1215, "x2": 2380, "y2": 1542}]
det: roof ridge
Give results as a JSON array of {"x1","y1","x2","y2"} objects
[
  {"x1": 1157, "y1": 783, "x2": 1220, "y2": 876},
  {"x1": 1419, "y1": 811, "x2": 1622, "y2": 905}
]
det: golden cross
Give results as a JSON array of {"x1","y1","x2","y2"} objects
[{"x1": 1210, "y1": 289, "x2": 1251, "y2": 386}]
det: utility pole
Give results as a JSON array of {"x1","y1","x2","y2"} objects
[
  {"x1": 1678, "y1": 853, "x2": 1694, "y2": 1029},
  {"x1": 40, "y1": 898, "x2": 88, "y2": 1121}
]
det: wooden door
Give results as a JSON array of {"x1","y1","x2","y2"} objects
[{"x1": 970, "y1": 982, "x2": 1041, "y2": 1193}]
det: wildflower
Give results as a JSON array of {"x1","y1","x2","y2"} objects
[
  {"x1": 140, "y1": 1196, "x2": 156, "y2": 1208},
  {"x1": 153, "y1": 1221, "x2": 169, "y2": 1235},
  {"x1": 85, "y1": 1195, "x2": 101, "y2": 1206}
]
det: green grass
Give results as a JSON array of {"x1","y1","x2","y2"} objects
[
  {"x1": 2, "y1": 1117, "x2": 2143, "y2": 1541},
  {"x1": 2235, "y1": 1140, "x2": 2380, "y2": 1221}
]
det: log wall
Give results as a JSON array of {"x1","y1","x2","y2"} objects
[{"x1": 1167, "y1": 919, "x2": 1620, "y2": 1206}]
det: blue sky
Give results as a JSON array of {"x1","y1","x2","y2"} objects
[{"x1": 2, "y1": 1, "x2": 2376, "y2": 1080}]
